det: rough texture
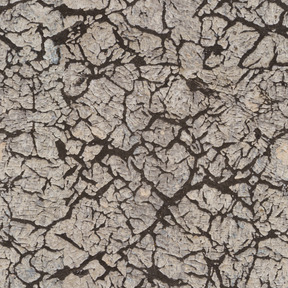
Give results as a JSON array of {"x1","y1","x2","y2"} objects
[{"x1": 0, "y1": 0, "x2": 288, "y2": 287}]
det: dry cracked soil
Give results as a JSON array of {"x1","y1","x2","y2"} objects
[{"x1": 1, "y1": 0, "x2": 288, "y2": 287}]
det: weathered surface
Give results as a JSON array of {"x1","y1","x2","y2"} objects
[{"x1": 0, "y1": 0, "x2": 288, "y2": 287}]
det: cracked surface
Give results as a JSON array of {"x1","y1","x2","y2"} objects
[{"x1": 1, "y1": 0, "x2": 288, "y2": 287}]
